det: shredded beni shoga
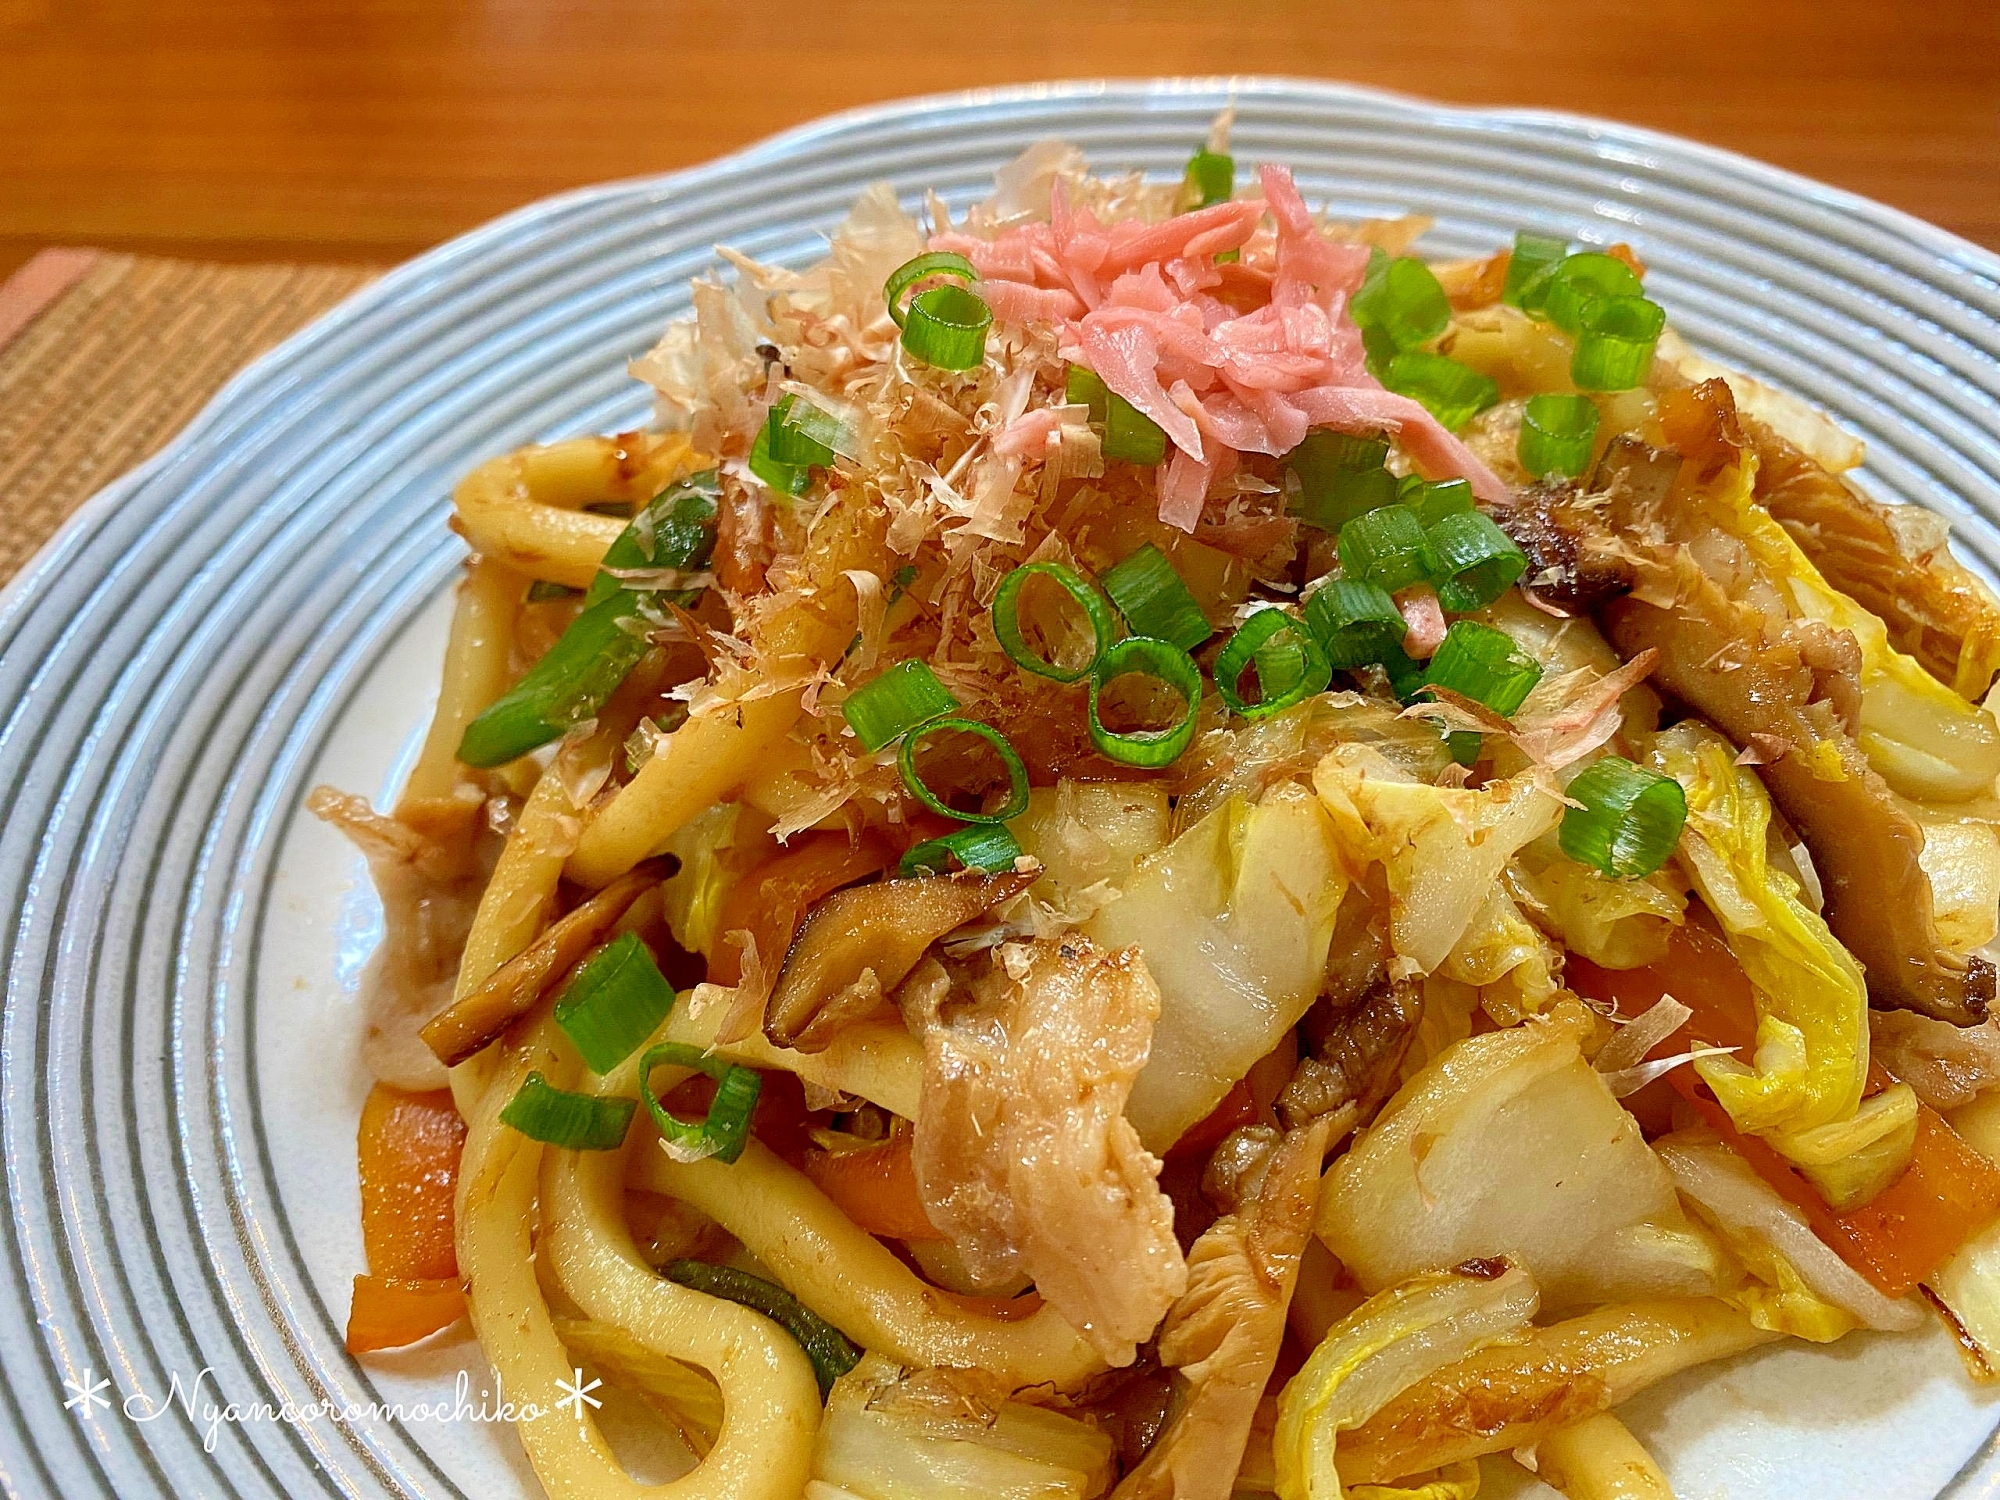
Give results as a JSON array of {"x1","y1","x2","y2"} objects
[{"x1": 323, "y1": 116, "x2": 2000, "y2": 1500}]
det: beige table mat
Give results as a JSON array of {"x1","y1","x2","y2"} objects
[{"x1": 0, "y1": 250, "x2": 383, "y2": 582}]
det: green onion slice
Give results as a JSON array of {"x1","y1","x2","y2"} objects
[
  {"x1": 765, "y1": 392, "x2": 855, "y2": 467},
  {"x1": 1304, "y1": 577, "x2": 1408, "y2": 670},
  {"x1": 665, "y1": 1260, "x2": 860, "y2": 1398},
  {"x1": 1572, "y1": 295, "x2": 1666, "y2": 392},
  {"x1": 1503, "y1": 232, "x2": 1570, "y2": 316},
  {"x1": 1088, "y1": 636, "x2": 1203, "y2": 768},
  {"x1": 1288, "y1": 429, "x2": 1398, "y2": 533},
  {"x1": 897, "y1": 717, "x2": 1031, "y2": 824},
  {"x1": 883, "y1": 251, "x2": 978, "y2": 329},
  {"x1": 1560, "y1": 755, "x2": 1689, "y2": 879},
  {"x1": 1352, "y1": 256, "x2": 1452, "y2": 355},
  {"x1": 1065, "y1": 366, "x2": 1168, "y2": 465},
  {"x1": 1379, "y1": 350, "x2": 1500, "y2": 432},
  {"x1": 1543, "y1": 252, "x2": 1644, "y2": 337},
  {"x1": 1338, "y1": 504, "x2": 1436, "y2": 594},
  {"x1": 459, "y1": 473, "x2": 719, "y2": 767},
  {"x1": 901, "y1": 284, "x2": 993, "y2": 370},
  {"x1": 526, "y1": 579, "x2": 582, "y2": 602},
  {"x1": 639, "y1": 1043, "x2": 763, "y2": 1165},
  {"x1": 1184, "y1": 148, "x2": 1235, "y2": 208},
  {"x1": 1422, "y1": 620, "x2": 1545, "y2": 717},
  {"x1": 748, "y1": 421, "x2": 812, "y2": 496},
  {"x1": 842, "y1": 659, "x2": 959, "y2": 754},
  {"x1": 457, "y1": 600, "x2": 649, "y2": 767},
  {"x1": 992, "y1": 561, "x2": 1116, "y2": 682},
  {"x1": 583, "y1": 470, "x2": 721, "y2": 608},
  {"x1": 1214, "y1": 609, "x2": 1332, "y2": 719},
  {"x1": 1446, "y1": 730, "x2": 1484, "y2": 767},
  {"x1": 1429, "y1": 511, "x2": 1529, "y2": 613},
  {"x1": 899, "y1": 823, "x2": 1024, "y2": 878},
  {"x1": 499, "y1": 1072, "x2": 636, "y2": 1151},
  {"x1": 1408, "y1": 477, "x2": 1475, "y2": 528},
  {"x1": 1518, "y1": 392, "x2": 1601, "y2": 479},
  {"x1": 1100, "y1": 543, "x2": 1213, "y2": 652},
  {"x1": 554, "y1": 931, "x2": 677, "y2": 1075}
]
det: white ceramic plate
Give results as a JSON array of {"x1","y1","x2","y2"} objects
[{"x1": 5, "y1": 78, "x2": 2000, "y2": 1500}]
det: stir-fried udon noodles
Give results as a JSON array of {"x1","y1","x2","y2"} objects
[{"x1": 317, "y1": 120, "x2": 2000, "y2": 1500}]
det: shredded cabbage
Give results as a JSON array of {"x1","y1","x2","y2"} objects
[
  {"x1": 1438, "y1": 884, "x2": 1560, "y2": 1025},
  {"x1": 1646, "y1": 722, "x2": 1868, "y2": 1138},
  {"x1": 1273, "y1": 1263, "x2": 1538, "y2": 1500}
]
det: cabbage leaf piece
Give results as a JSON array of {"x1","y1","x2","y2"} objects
[
  {"x1": 1316, "y1": 1004, "x2": 1724, "y2": 1311},
  {"x1": 813, "y1": 1353, "x2": 1116, "y2": 1500},
  {"x1": 1087, "y1": 781, "x2": 1347, "y2": 1154},
  {"x1": 1311, "y1": 745, "x2": 1561, "y2": 978},
  {"x1": 1647, "y1": 721, "x2": 1869, "y2": 1140},
  {"x1": 1272, "y1": 1261, "x2": 1538, "y2": 1500}
]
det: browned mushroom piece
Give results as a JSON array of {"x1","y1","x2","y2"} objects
[
  {"x1": 419, "y1": 857, "x2": 671, "y2": 1067},
  {"x1": 762, "y1": 867, "x2": 1037, "y2": 1052},
  {"x1": 1750, "y1": 418, "x2": 2000, "y2": 700}
]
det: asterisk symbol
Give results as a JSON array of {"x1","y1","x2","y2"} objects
[
  {"x1": 63, "y1": 1369, "x2": 112, "y2": 1418},
  {"x1": 554, "y1": 1367, "x2": 602, "y2": 1423}
]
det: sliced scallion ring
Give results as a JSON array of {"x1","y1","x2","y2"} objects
[
  {"x1": 639, "y1": 1043, "x2": 763, "y2": 1165},
  {"x1": 1214, "y1": 609, "x2": 1332, "y2": 719},
  {"x1": 901, "y1": 284, "x2": 993, "y2": 370},
  {"x1": 1100, "y1": 543, "x2": 1213, "y2": 652},
  {"x1": 1379, "y1": 350, "x2": 1500, "y2": 432},
  {"x1": 1543, "y1": 251, "x2": 1644, "y2": 337},
  {"x1": 1065, "y1": 365, "x2": 1168, "y2": 465},
  {"x1": 1518, "y1": 392, "x2": 1601, "y2": 479},
  {"x1": 1088, "y1": 636, "x2": 1203, "y2": 768},
  {"x1": 1303, "y1": 578, "x2": 1407, "y2": 670},
  {"x1": 554, "y1": 931, "x2": 677, "y2": 1075},
  {"x1": 842, "y1": 659, "x2": 959, "y2": 754},
  {"x1": 499, "y1": 1072, "x2": 636, "y2": 1151},
  {"x1": 1503, "y1": 232, "x2": 1570, "y2": 315},
  {"x1": 897, "y1": 716, "x2": 1031, "y2": 824},
  {"x1": 1572, "y1": 295, "x2": 1666, "y2": 392},
  {"x1": 1560, "y1": 755, "x2": 1688, "y2": 879},
  {"x1": 1352, "y1": 256, "x2": 1451, "y2": 355},
  {"x1": 899, "y1": 823, "x2": 1024, "y2": 878},
  {"x1": 992, "y1": 561, "x2": 1116, "y2": 682},
  {"x1": 1338, "y1": 504, "x2": 1436, "y2": 594},
  {"x1": 765, "y1": 392, "x2": 853, "y2": 466},
  {"x1": 1422, "y1": 620, "x2": 1544, "y2": 716},
  {"x1": 882, "y1": 250, "x2": 978, "y2": 329},
  {"x1": 1408, "y1": 477, "x2": 1474, "y2": 528},
  {"x1": 1429, "y1": 511, "x2": 1529, "y2": 613}
]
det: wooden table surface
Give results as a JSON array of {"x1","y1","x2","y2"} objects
[{"x1": 4, "y1": 0, "x2": 1998, "y2": 279}]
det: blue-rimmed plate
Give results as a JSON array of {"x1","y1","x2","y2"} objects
[{"x1": 4, "y1": 78, "x2": 1999, "y2": 1499}]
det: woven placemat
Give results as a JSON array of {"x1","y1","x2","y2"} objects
[{"x1": 0, "y1": 250, "x2": 382, "y2": 583}]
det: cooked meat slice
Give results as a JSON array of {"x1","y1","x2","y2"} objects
[
  {"x1": 1277, "y1": 974, "x2": 1421, "y2": 1135},
  {"x1": 1606, "y1": 568, "x2": 1992, "y2": 1024},
  {"x1": 1113, "y1": 1120, "x2": 1332, "y2": 1500},
  {"x1": 309, "y1": 785, "x2": 495, "y2": 1090},
  {"x1": 910, "y1": 936, "x2": 1187, "y2": 1366}
]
